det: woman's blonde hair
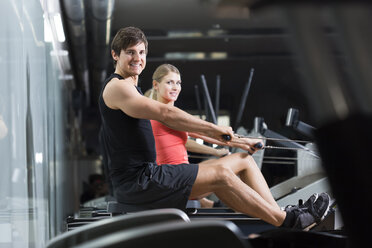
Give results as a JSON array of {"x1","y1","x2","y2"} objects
[
  {"x1": 144, "y1": 88, "x2": 154, "y2": 99},
  {"x1": 152, "y1": 64, "x2": 180, "y2": 82},
  {"x1": 148, "y1": 64, "x2": 180, "y2": 100}
]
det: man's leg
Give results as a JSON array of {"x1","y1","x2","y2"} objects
[
  {"x1": 198, "y1": 153, "x2": 280, "y2": 210},
  {"x1": 189, "y1": 161, "x2": 286, "y2": 227}
]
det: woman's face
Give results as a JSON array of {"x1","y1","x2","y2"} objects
[{"x1": 155, "y1": 72, "x2": 181, "y2": 104}]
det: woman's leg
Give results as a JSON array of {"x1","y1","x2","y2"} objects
[{"x1": 189, "y1": 160, "x2": 285, "y2": 227}]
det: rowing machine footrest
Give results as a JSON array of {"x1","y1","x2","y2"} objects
[
  {"x1": 107, "y1": 201, "x2": 149, "y2": 214},
  {"x1": 186, "y1": 200, "x2": 201, "y2": 209}
]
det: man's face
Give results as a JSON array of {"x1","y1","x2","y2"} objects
[{"x1": 113, "y1": 42, "x2": 147, "y2": 77}]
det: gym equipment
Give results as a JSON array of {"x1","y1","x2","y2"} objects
[
  {"x1": 71, "y1": 220, "x2": 250, "y2": 248},
  {"x1": 47, "y1": 208, "x2": 189, "y2": 247}
]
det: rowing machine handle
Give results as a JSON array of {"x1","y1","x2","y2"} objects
[{"x1": 254, "y1": 142, "x2": 263, "y2": 149}]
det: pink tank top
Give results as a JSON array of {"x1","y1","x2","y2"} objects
[{"x1": 150, "y1": 120, "x2": 189, "y2": 165}]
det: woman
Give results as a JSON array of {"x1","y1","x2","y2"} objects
[
  {"x1": 146, "y1": 65, "x2": 229, "y2": 159},
  {"x1": 148, "y1": 64, "x2": 271, "y2": 208},
  {"x1": 147, "y1": 64, "x2": 234, "y2": 207}
]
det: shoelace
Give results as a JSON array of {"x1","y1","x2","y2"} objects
[{"x1": 283, "y1": 199, "x2": 306, "y2": 211}]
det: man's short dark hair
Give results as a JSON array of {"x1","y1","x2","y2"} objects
[{"x1": 111, "y1": 27, "x2": 148, "y2": 67}]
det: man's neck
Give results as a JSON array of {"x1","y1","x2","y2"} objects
[{"x1": 114, "y1": 70, "x2": 138, "y2": 86}]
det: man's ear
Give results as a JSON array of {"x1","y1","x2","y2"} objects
[{"x1": 111, "y1": 50, "x2": 118, "y2": 60}]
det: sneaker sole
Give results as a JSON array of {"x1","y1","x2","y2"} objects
[
  {"x1": 318, "y1": 193, "x2": 331, "y2": 222},
  {"x1": 303, "y1": 222, "x2": 317, "y2": 231}
]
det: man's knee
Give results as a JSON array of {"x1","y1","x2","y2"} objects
[
  {"x1": 237, "y1": 152, "x2": 256, "y2": 162},
  {"x1": 235, "y1": 152, "x2": 256, "y2": 167},
  {"x1": 215, "y1": 166, "x2": 236, "y2": 186}
]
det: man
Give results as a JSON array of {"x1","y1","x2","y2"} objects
[{"x1": 99, "y1": 26, "x2": 330, "y2": 229}]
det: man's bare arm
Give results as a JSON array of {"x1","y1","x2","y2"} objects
[
  {"x1": 189, "y1": 132, "x2": 263, "y2": 154},
  {"x1": 103, "y1": 78, "x2": 233, "y2": 142}
]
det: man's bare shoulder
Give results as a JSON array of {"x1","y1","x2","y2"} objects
[
  {"x1": 105, "y1": 77, "x2": 139, "y2": 96},
  {"x1": 105, "y1": 77, "x2": 131, "y2": 90},
  {"x1": 103, "y1": 77, "x2": 138, "y2": 109}
]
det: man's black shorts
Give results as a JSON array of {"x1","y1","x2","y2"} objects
[{"x1": 114, "y1": 162, "x2": 199, "y2": 210}]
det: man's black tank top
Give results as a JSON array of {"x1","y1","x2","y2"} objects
[{"x1": 98, "y1": 73, "x2": 156, "y2": 187}]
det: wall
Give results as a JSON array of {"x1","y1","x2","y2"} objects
[{"x1": 0, "y1": 0, "x2": 76, "y2": 247}]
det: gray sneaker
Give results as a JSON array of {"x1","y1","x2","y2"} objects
[
  {"x1": 306, "y1": 192, "x2": 331, "y2": 222},
  {"x1": 290, "y1": 192, "x2": 331, "y2": 230}
]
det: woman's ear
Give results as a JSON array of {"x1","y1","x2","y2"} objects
[{"x1": 152, "y1": 80, "x2": 158, "y2": 90}]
